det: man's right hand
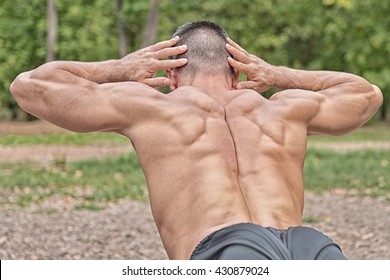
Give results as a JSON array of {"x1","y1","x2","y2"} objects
[
  {"x1": 122, "y1": 36, "x2": 188, "y2": 87},
  {"x1": 226, "y1": 38, "x2": 275, "y2": 93}
]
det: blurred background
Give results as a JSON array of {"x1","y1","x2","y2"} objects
[
  {"x1": 1, "y1": 0, "x2": 390, "y2": 217},
  {"x1": 0, "y1": 0, "x2": 389, "y2": 121},
  {"x1": 1, "y1": 0, "x2": 390, "y2": 260}
]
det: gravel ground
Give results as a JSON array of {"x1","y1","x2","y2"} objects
[
  {"x1": 0, "y1": 191, "x2": 389, "y2": 260},
  {"x1": 0, "y1": 200, "x2": 167, "y2": 260},
  {"x1": 303, "y1": 192, "x2": 390, "y2": 260}
]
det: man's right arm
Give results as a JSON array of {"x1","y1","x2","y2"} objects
[
  {"x1": 226, "y1": 39, "x2": 383, "y2": 135},
  {"x1": 10, "y1": 37, "x2": 187, "y2": 133}
]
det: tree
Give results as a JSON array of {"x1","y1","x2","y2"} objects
[
  {"x1": 121, "y1": 0, "x2": 149, "y2": 52},
  {"x1": 46, "y1": 0, "x2": 58, "y2": 62},
  {"x1": 142, "y1": 0, "x2": 160, "y2": 47},
  {"x1": 116, "y1": 0, "x2": 128, "y2": 58}
]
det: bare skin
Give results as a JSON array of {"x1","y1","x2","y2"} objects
[{"x1": 10, "y1": 36, "x2": 383, "y2": 259}]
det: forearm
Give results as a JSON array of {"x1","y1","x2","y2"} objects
[
  {"x1": 269, "y1": 66, "x2": 373, "y2": 93},
  {"x1": 29, "y1": 59, "x2": 125, "y2": 84},
  {"x1": 226, "y1": 39, "x2": 374, "y2": 95},
  {"x1": 28, "y1": 38, "x2": 187, "y2": 87}
]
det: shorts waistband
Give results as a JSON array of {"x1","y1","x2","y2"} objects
[{"x1": 190, "y1": 223, "x2": 280, "y2": 259}]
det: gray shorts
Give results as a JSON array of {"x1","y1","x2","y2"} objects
[{"x1": 190, "y1": 223, "x2": 346, "y2": 260}]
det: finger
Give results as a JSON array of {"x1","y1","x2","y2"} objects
[
  {"x1": 227, "y1": 57, "x2": 250, "y2": 73},
  {"x1": 227, "y1": 38, "x2": 247, "y2": 54},
  {"x1": 154, "y1": 58, "x2": 188, "y2": 71},
  {"x1": 153, "y1": 45, "x2": 187, "y2": 59},
  {"x1": 148, "y1": 36, "x2": 180, "y2": 52},
  {"x1": 226, "y1": 44, "x2": 251, "y2": 64},
  {"x1": 144, "y1": 77, "x2": 170, "y2": 87}
]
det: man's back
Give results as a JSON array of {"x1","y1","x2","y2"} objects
[{"x1": 123, "y1": 86, "x2": 307, "y2": 259}]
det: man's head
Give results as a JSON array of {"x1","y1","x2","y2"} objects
[{"x1": 168, "y1": 21, "x2": 236, "y2": 89}]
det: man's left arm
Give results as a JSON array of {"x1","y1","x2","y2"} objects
[{"x1": 226, "y1": 39, "x2": 383, "y2": 135}]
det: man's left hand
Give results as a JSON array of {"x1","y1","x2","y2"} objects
[{"x1": 226, "y1": 38, "x2": 274, "y2": 93}]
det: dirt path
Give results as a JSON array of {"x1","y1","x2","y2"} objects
[{"x1": 0, "y1": 144, "x2": 132, "y2": 165}]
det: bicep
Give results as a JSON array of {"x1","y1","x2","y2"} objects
[
  {"x1": 16, "y1": 70, "x2": 163, "y2": 133},
  {"x1": 44, "y1": 83, "x2": 121, "y2": 133},
  {"x1": 272, "y1": 87, "x2": 378, "y2": 136},
  {"x1": 308, "y1": 83, "x2": 381, "y2": 135},
  {"x1": 18, "y1": 71, "x2": 120, "y2": 133},
  {"x1": 50, "y1": 82, "x2": 166, "y2": 133}
]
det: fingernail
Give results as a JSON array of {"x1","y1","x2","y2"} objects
[
  {"x1": 180, "y1": 45, "x2": 187, "y2": 50},
  {"x1": 164, "y1": 79, "x2": 170, "y2": 85}
]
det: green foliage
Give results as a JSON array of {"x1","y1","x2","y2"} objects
[
  {"x1": 1, "y1": 0, "x2": 389, "y2": 120},
  {"x1": 304, "y1": 149, "x2": 390, "y2": 200},
  {"x1": 121, "y1": 0, "x2": 149, "y2": 51},
  {"x1": 56, "y1": 0, "x2": 118, "y2": 61}
]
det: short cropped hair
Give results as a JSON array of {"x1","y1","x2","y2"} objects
[{"x1": 172, "y1": 21, "x2": 233, "y2": 77}]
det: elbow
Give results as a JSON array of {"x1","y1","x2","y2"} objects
[
  {"x1": 359, "y1": 84, "x2": 383, "y2": 123},
  {"x1": 366, "y1": 84, "x2": 383, "y2": 116},
  {"x1": 10, "y1": 75, "x2": 25, "y2": 107},
  {"x1": 10, "y1": 75, "x2": 20, "y2": 98},
  {"x1": 9, "y1": 72, "x2": 35, "y2": 113},
  {"x1": 370, "y1": 84, "x2": 383, "y2": 110}
]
